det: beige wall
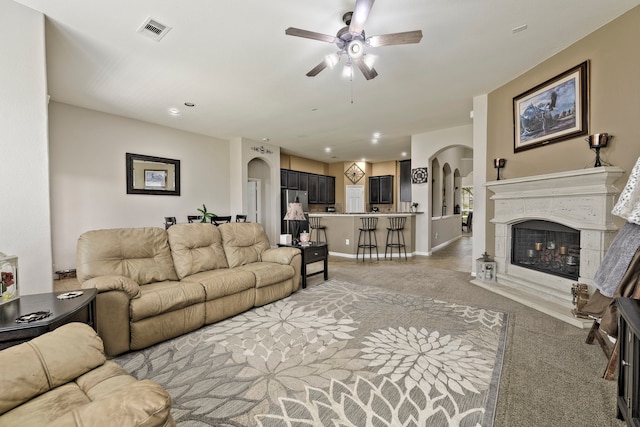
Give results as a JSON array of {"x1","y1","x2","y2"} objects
[
  {"x1": 280, "y1": 154, "x2": 329, "y2": 175},
  {"x1": 485, "y1": 5, "x2": 640, "y2": 254}
]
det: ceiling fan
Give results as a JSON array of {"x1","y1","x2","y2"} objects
[{"x1": 285, "y1": 0, "x2": 422, "y2": 80}]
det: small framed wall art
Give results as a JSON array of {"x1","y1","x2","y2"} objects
[{"x1": 411, "y1": 167, "x2": 428, "y2": 184}]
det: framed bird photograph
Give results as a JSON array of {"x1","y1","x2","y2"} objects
[{"x1": 513, "y1": 61, "x2": 589, "y2": 152}]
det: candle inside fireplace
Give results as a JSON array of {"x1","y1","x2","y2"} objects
[
  {"x1": 527, "y1": 249, "x2": 535, "y2": 257},
  {"x1": 535, "y1": 242, "x2": 543, "y2": 251},
  {"x1": 547, "y1": 242, "x2": 556, "y2": 250},
  {"x1": 559, "y1": 246, "x2": 567, "y2": 255}
]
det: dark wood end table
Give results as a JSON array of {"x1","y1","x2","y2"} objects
[
  {"x1": 279, "y1": 242, "x2": 328, "y2": 289},
  {"x1": 0, "y1": 288, "x2": 97, "y2": 350}
]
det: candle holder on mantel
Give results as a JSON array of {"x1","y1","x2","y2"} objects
[
  {"x1": 586, "y1": 133, "x2": 612, "y2": 167},
  {"x1": 494, "y1": 158, "x2": 506, "y2": 180}
]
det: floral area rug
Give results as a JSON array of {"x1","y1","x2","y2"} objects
[{"x1": 114, "y1": 279, "x2": 508, "y2": 427}]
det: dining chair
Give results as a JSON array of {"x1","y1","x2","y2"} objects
[
  {"x1": 235, "y1": 214, "x2": 248, "y2": 222},
  {"x1": 187, "y1": 215, "x2": 203, "y2": 223},
  {"x1": 211, "y1": 216, "x2": 232, "y2": 226},
  {"x1": 164, "y1": 217, "x2": 177, "y2": 229}
]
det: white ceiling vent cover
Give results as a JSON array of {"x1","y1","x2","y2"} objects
[{"x1": 137, "y1": 17, "x2": 171, "y2": 42}]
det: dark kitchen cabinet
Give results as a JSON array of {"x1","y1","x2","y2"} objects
[
  {"x1": 280, "y1": 169, "x2": 335, "y2": 205},
  {"x1": 308, "y1": 174, "x2": 319, "y2": 203},
  {"x1": 369, "y1": 175, "x2": 393, "y2": 204},
  {"x1": 400, "y1": 160, "x2": 412, "y2": 202},
  {"x1": 287, "y1": 170, "x2": 299, "y2": 190},
  {"x1": 298, "y1": 173, "x2": 309, "y2": 191},
  {"x1": 327, "y1": 176, "x2": 335, "y2": 204},
  {"x1": 280, "y1": 170, "x2": 287, "y2": 188},
  {"x1": 318, "y1": 175, "x2": 328, "y2": 204},
  {"x1": 617, "y1": 298, "x2": 640, "y2": 426}
]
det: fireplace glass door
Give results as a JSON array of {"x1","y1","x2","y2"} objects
[{"x1": 511, "y1": 220, "x2": 580, "y2": 280}]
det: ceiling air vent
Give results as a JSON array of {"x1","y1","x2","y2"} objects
[{"x1": 137, "y1": 17, "x2": 171, "y2": 42}]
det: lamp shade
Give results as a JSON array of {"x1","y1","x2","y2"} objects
[{"x1": 283, "y1": 202, "x2": 306, "y2": 221}]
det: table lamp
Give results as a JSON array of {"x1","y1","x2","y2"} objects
[{"x1": 283, "y1": 202, "x2": 306, "y2": 244}]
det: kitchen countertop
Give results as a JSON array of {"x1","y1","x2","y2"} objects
[{"x1": 308, "y1": 212, "x2": 423, "y2": 216}]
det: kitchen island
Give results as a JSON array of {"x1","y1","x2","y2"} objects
[{"x1": 307, "y1": 213, "x2": 419, "y2": 258}]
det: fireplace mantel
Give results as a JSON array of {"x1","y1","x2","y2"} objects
[{"x1": 475, "y1": 167, "x2": 624, "y2": 327}]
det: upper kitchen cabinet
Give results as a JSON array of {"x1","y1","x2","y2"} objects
[
  {"x1": 369, "y1": 175, "x2": 394, "y2": 204},
  {"x1": 399, "y1": 160, "x2": 412, "y2": 202},
  {"x1": 282, "y1": 169, "x2": 335, "y2": 205}
]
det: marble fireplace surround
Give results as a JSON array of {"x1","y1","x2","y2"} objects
[{"x1": 474, "y1": 167, "x2": 625, "y2": 328}]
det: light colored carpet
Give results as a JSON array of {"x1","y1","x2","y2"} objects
[{"x1": 115, "y1": 279, "x2": 507, "y2": 426}]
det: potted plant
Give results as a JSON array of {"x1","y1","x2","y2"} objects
[
  {"x1": 411, "y1": 202, "x2": 419, "y2": 213},
  {"x1": 197, "y1": 204, "x2": 216, "y2": 223}
]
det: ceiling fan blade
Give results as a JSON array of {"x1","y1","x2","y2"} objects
[
  {"x1": 285, "y1": 27, "x2": 337, "y2": 44},
  {"x1": 306, "y1": 60, "x2": 328, "y2": 77},
  {"x1": 368, "y1": 30, "x2": 423, "y2": 47},
  {"x1": 349, "y1": 0, "x2": 375, "y2": 35},
  {"x1": 353, "y1": 57, "x2": 378, "y2": 80}
]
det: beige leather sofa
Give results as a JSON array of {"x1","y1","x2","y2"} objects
[
  {"x1": 76, "y1": 222, "x2": 301, "y2": 356},
  {"x1": 0, "y1": 322, "x2": 174, "y2": 426}
]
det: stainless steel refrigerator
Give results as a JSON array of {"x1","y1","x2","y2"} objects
[{"x1": 281, "y1": 189, "x2": 308, "y2": 235}]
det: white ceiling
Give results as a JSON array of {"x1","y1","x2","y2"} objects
[{"x1": 15, "y1": 0, "x2": 640, "y2": 163}]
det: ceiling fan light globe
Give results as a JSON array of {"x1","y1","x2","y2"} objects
[
  {"x1": 347, "y1": 40, "x2": 365, "y2": 59},
  {"x1": 324, "y1": 53, "x2": 340, "y2": 69},
  {"x1": 342, "y1": 63, "x2": 353, "y2": 79}
]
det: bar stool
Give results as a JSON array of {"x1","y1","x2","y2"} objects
[
  {"x1": 357, "y1": 217, "x2": 379, "y2": 261},
  {"x1": 385, "y1": 216, "x2": 407, "y2": 260},
  {"x1": 308, "y1": 217, "x2": 328, "y2": 244}
]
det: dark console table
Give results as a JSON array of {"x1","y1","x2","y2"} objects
[
  {"x1": 0, "y1": 289, "x2": 97, "y2": 350},
  {"x1": 617, "y1": 297, "x2": 640, "y2": 426},
  {"x1": 278, "y1": 242, "x2": 328, "y2": 288}
]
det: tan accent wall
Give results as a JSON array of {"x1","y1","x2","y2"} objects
[
  {"x1": 485, "y1": 5, "x2": 640, "y2": 254},
  {"x1": 282, "y1": 154, "x2": 329, "y2": 175}
]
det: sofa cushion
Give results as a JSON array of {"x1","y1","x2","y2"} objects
[
  {"x1": 0, "y1": 323, "x2": 105, "y2": 415},
  {"x1": 167, "y1": 223, "x2": 228, "y2": 279},
  {"x1": 219, "y1": 223, "x2": 271, "y2": 268},
  {"x1": 237, "y1": 262, "x2": 295, "y2": 288},
  {"x1": 182, "y1": 268, "x2": 256, "y2": 300},
  {"x1": 77, "y1": 227, "x2": 178, "y2": 285},
  {"x1": 129, "y1": 281, "x2": 205, "y2": 322}
]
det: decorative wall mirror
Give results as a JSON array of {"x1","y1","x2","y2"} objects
[{"x1": 126, "y1": 153, "x2": 181, "y2": 196}]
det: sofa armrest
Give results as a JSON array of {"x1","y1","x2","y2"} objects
[
  {"x1": 49, "y1": 380, "x2": 174, "y2": 427},
  {"x1": 81, "y1": 275, "x2": 141, "y2": 299},
  {"x1": 81, "y1": 276, "x2": 138, "y2": 357},
  {"x1": 261, "y1": 247, "x2": 300, "y2": 265}
]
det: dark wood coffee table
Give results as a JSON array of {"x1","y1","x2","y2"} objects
[
  {"x1": 278, "y1": 242, "x2": 328, "y2": 289},
  {"x1": 0, "y1": 289, "x2": 97, "y2": 350}
]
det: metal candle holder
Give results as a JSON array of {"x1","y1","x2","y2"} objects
[{"x1": 494, "y1": 158, "x2": 506, "y2": 180}]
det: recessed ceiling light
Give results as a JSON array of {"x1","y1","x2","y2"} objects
[
  {"x1": 372, "y1": 138, "x2": 379, "y2": 144},
  {"x1": 361, "y1": 158, "x2": 366, "y2": 162},
  {"x1": 168, "y1": 108, "x2": 180, "y2": 116},
  {"x1": 401, "y1": 152, "x2": 408, "y2": 157},
  {"x1": 262, "y1": 137, "x2": 270, "y2": 142},
  {"x1": 324, "y1": 147, "x2": 332, "y2": 153},
  {"x1": 184, "y1": 102, "x2": 195, "y2": 107},
  {"x1": 372, "y1": 132, "x2": 381, "y2": 138}
]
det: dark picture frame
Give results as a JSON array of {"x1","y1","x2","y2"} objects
[
  {"x1": 126, "y1": 153, "x2": 181, "y2": 196},
  {"x1": 513, "y1": 61, "x2": 589, "y2": 152}
]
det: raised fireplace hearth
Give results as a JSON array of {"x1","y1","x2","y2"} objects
[{"x1": 476, "y1": 167, "x2": 625, "y2": 327}]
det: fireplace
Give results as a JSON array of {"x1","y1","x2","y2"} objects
[
  {"x1": 479, "y1": 167, "x2": 625, "y2": 327},
  {"x1": 511, "y1": 220, "x2": 580, "y2": 280}
]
